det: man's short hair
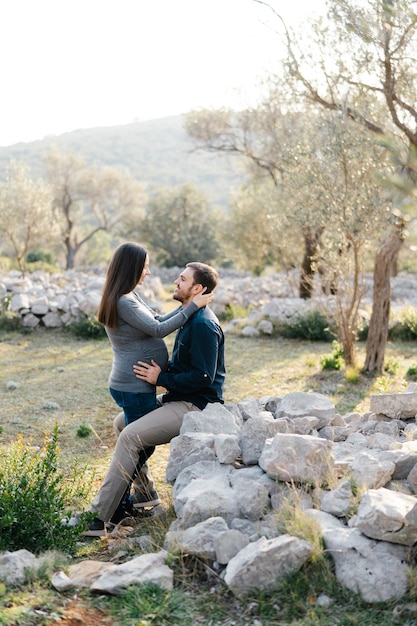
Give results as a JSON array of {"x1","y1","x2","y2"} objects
[{"x1": 186, "y1": 262, "x2": 218, "y2": 294}]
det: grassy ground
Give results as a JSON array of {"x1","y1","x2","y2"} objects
[{"x1": 1, "y1": 328, "x2": 417, "y2": 625}]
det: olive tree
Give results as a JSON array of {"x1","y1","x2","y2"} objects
[
  {"x1": 235, "y1": 107, "x2": 394, "y2": 365},
  {"x1": 257, "y1": 0, "x2": 417, "y2": 370},
  {"x1": 187, "y1": 91, "x2": 374, "y2": 299},
  {"x1": 140, "y1": 184, "x2": 220, "y2": 267},
  {"x1": 0, "y1": 161, "x2": 55, "y2": 275},
  {"x1": 305, "y1": 112, "x2": 394, "y2": 367},
  {"x1": 186, "y1": 98, "x2": 311, "y2": 277},
  {"x1": 223, "y1": 179, "x2": 296, "y2": 275},
  {"x1": 44, "y1": 150, "x2": 147, "y2": 269}
]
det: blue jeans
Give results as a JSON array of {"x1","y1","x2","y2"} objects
[{"x1": 109, "y1": 388, "x2": 157, "y2": 426}]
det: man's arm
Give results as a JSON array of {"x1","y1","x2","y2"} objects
[
  {"x1": 133, "y1": 321, "x2": 222, "y2": 392},
  {"x1": 158, "y1": 322, "x2": 222, "y2": 392}
]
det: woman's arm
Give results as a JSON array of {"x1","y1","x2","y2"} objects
[{"x1": 117, "y1": 292, "x2": 211, "y2": 338}]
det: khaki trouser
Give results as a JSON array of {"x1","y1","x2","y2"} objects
[
  {"x1": 90, "y1": 400, "x2": 200, "y2": 522},
  {"x1": 113, "y1": 411, "x2": 156, "y2": 495}
]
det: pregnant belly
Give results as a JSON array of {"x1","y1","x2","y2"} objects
[{"x1": 137, "y1": 339, "x2": 169, "y2": 370}]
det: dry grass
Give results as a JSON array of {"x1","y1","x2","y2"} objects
[
  {"x1": 2, "y1": 328, "x2": 417, "y2": 625},
  {"x1": 2, "y1": 328, "x2": 417, "y2": 494}
]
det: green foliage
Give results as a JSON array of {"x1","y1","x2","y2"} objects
[
  {"x1": 357, "y1": 323, "x2": 369, "y2": 341},
  {"x1": 0, "y1": 313, "x2": 22, "y2": 331},
  {"x1": 141, "y1": 184, "x2": 220, "y2": 267},
  {"x1": 82, "y1": 230, "x2": 113, "y2": 266},
  {"x1": 219, "y1": 178, "x2": 300, "y2": 273},
  {"x1": 384, "y1": 356, "x2": 400, "y2": 376},
  {"x1": 0, "y1": 425, "x2": 92, "y2": 555},
  {"x1": 320, "y1": 341, "x2": 344, "y2": 371},
  {"x1": 406, "y1": 365, "x2": 417, "y2": 381},
  {"x1": 76, "y1": 424, "x2": 92, "y2": 438},
  {"x1": 375, "y1": 375, "x2": 394, "y2": 394},
  {"x1": 217, "y1": 302, "x2": 251, "y2": 322},
  {"x1": 273, "y1": 490, "x2": 324, "y2": 561},
  {"x1": 0, "y1": 255, "x2": 13, "y2": 271},
  {"x1": 107, "y1": 583, "x2": 197, "y2": 626},
  {"x1": 25, "y1": 248, "x2": 58, "y2": 274},
  {"x1": 26, "y1": 248, "x2": 56, "y2": 265},
  {"x1": 344, "y1": 475, "x2": 366, "y2": 519},
  {"x1": 0, "y1": 295, "x2": 23, "y2": 330},
  {"x1": 0, "y1": 161, "x2": 56, "y2": 275},
  {"x1": 390, "y1": 307, "x2": 417, "y2": 341},
  {"x1": 345, "y1": 366, "x2": 361, "y2": 384},
  {"x1": 241, "y1": 560, "x2": 404, "y2": 626},
  {"x1": 67, "y1": 314, "x2": 107, "y2": 340},
  {"x1": 0, "y1": 294, "x2": 11, "y2": 314},
  {"x1": 278, "y1": 311, "x2": 334, "y2": 341}
]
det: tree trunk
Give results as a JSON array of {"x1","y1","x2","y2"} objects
[
  {"x1": 335, "y1": 244, "x2": 362, "y2": 369},
  {"x1": 65, "y1": 242, "x2": 76, "y2": 270},
  {"x1": 363, "y1": 223, "x2": 405, "y2": 373},
  {"x1": 299, "y1": 226, "x2": 324, "y2": 300}
]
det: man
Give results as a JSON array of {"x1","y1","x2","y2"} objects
[{"x1": 83, "y1": 262, "x2": 225, "y2": 536}]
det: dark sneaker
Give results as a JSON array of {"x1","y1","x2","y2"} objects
[
  {"x1": 130, "y1": 490, "x2": 161, "y2": 509},
  {"x1": 83, "y1": 516, "x2": 107, "y2": 537},
  {"x1": 110, "y1": 502, "x2": 135, "y2": 526},
  {"x1": 62, "y1": 512, "x2": 107, "y2": 537}
]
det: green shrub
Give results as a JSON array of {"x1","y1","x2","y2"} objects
[
  {"x1": 406, "y1": 365, "x2": 417, "y2": 381},
  {"x1": 67, "y1": 314, "x2": 107, "y2": 340},
  {"x1": 0, "y1": 425, "x2": 93, "y2": 555},
  {"x1": 345, "y1": 366, "x2": 360, "y2": 384},
  {"x1": 356, "y1": 323, "x2": 369, "y2": 341},
  {"x1": 25, "y1": 248, "x2": 59, "y2": 273},
  {"x1": 217, "y1": 303, "x2": 251, "y2": 322},
  {"x1": 0, "y1": 311, "x2": 22, "y2": 331},
  {"x1": 375, "y1": 375, "x2": 393, "y2": 394},
  {"x1": 384, "y1": 357, "x2": 400, "y2": 376},
  {"x1": 77, "y1": 424, "x2": 92, "y2": 438},
  {"x1": 390, "y1": 307, "x2": 417, "y2": 341},
  {"x1": 0, "y1": 295, "x2": 26, "y2": 331},
  {"x1": 320, "y1": 340, "x2": 344, "y2": 371},
  {"x1": 278, "y1": 310, "x2": 334, "y2": 341},
  {"x1": 26, "y1": 248, "x2": 56, "y2": 265}
]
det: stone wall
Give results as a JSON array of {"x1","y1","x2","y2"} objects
[{"x1": 1, "y1": 268, "x2": 417, "y2": 333}]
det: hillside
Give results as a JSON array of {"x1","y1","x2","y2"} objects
[{"x1": 0, "y1": 115, "x2": 245, "y2": 208}]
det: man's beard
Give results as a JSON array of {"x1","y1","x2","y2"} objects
[{"x1": 173, "y1": 286, "x2": 193, "y2": 303}]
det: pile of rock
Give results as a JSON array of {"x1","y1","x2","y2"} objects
[
  {"x1": 158, "y1": 388, "x2": 417, "y2": 602},
  {"x1": 2, "y1": 386, "x2": 417, "y2": 608},
  {"x1": 0, "y1": 269, "x2": 165, "y2": 328},
  {"x1": 2, "y1": 267, "x2": 417, "y2": 333}
]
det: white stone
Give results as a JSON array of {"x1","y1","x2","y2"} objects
[
  {"x1": 91, "y1": 550, "x2": 173, "y2": 594},
  {"x1": 349, "y1": 487, "x2": 417, "y2": 545},
  {"x1": 42, "y1": 311, "x2": 63, "y2": 327},
  {"x1": 259, "y1": 433, "x2": 334, "y2": 485},
  {"x1": 224, "y1": 535, "x2": 312, "y2": 597},
  {"x1": 22, "y1": 313, "x2": 40, "y2": 328},
  {"x1": 214, "y1": 434, "x2": 241, "y2": 464},
  {"x1": 10, "y1": 293, "x2": 30, "y2": 311}
]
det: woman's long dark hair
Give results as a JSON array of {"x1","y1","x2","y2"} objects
[{"x1": 98, "y1": 242, "x2": 148, "y2": 329}]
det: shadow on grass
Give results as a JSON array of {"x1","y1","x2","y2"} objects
[{"x1": 304, "y1": 367, "x2": 379, "y2": 415}]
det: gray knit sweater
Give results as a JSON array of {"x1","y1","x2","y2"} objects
[{"x1": 105, "y1": 291, "x2": 198, "y2": 393}]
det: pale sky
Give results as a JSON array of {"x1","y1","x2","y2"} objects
[{"x1": 0, "y1": 0, "x2": 326, "y2": 147}]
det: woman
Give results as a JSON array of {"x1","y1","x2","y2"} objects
[
  {"x1": 98, "y1": 242, "x2": 212, "y2": 424},
  {"x1": 97, "y1": 242, "x2": 212, "y2": 521}
]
